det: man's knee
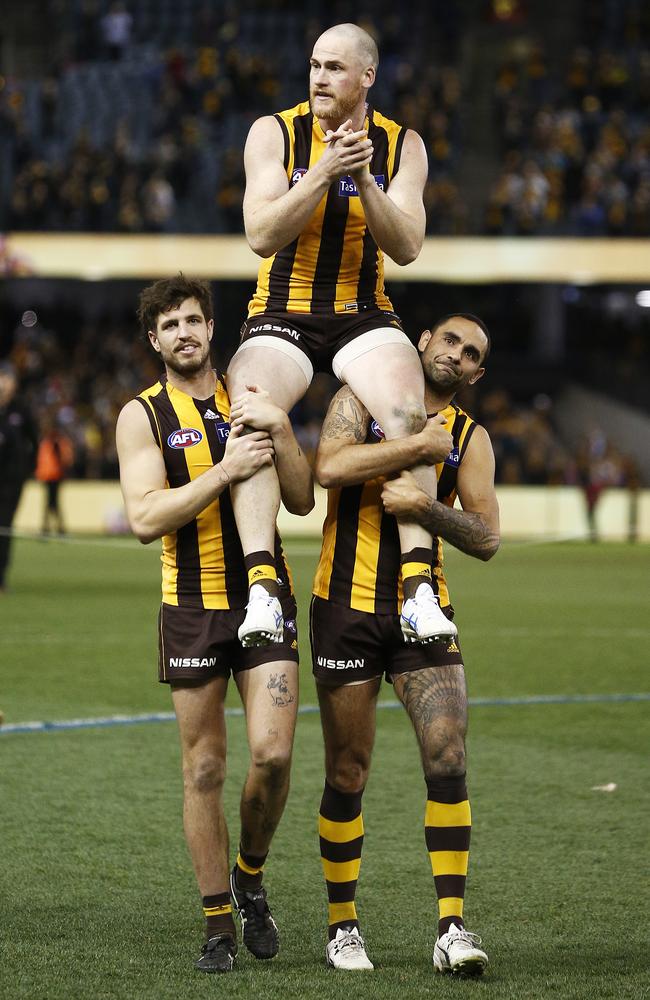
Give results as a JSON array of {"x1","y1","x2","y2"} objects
[
  {"x1": 382, "y1": 399, "x2": 427, "y2": 439},
  {"x1": 183, "y1": 749, "x2": 226, "y2": 795},
  {"x1": 326, "y1": 748, "x2": 371, "y2": 794},
  {"x1": 249, "y1": 743, "x2": 293, "y2": 788},
  {"x1": 423, "y1": 740, "x2": 466, "y2": 781}
]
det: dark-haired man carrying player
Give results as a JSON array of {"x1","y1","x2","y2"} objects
[
  {"x1": 311, "y1": 313, "x2": 499, "y2": 974},
  {"x1": 116, "y1": 275, "x2": 313, "y2": 973}
]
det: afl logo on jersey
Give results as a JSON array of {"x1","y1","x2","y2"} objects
[
  {"x1": 370, "y1": 420, "x2": 385, "y2": 440},
  {"x1": 167, "y1": 428, "x2": 203, "y2": 449},
  {"x1": 291, "y1": 167, "x2": 307, "y2": 186}
]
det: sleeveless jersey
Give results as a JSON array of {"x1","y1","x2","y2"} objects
[
  {"x1": 137, "y1": 374, "x2": 292, "y2": 610},
  {"x1": 248, "y1": 101, "x2": 405, "y2": 317},
  {"x1": 312, "y1": 403, "x2": 477, "y2": 614}
]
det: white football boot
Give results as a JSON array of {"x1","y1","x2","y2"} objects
[
  {"x1": 326, "y1": 927, "x2": 374, "y2": 971},
  {"x1": 400, "y1": 583, "x2": 458, "y2": 643},
  {"x1": 433, "y1": 923, "x2": 488, "y2": 976},
  {"x1": 238, "y1": 584, "x2": 284, "y2": 647}
]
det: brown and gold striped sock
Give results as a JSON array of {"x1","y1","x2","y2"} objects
[
  {"x1": 202, "y1": 891, "x2": 236, "y2": 940},
  {"x1": 244, "y1": 550, "x2": 280, "y2": 599},
  {"x1": 425, "y1": 774, "x2": 471, "y2": 936},
  {"x1": 234, "y1": 846, "x2": 267, "y2": 892},
  {"x1": 401, "y1": 547, "x2": 434, "y2": 601},
  {"x1": 319, "y1": 781, "x2": 364, "y2": 941}
]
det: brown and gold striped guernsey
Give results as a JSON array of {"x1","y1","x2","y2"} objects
[
  {"x1": 137, "y1": 374, "x2": 292, "y2": 610},
  {"x1": 248, "y1": 101, "x2": 405, "y2": 317},
  {"x1": 312, "y1": 403, "x2": 476, "y2": 614}
]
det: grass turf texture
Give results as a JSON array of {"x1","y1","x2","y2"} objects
[{"x1": 1, "y1": 537, "x2": 648, "y2": 999}]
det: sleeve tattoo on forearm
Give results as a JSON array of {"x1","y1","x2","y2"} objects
[
  {"x1": 422, "y1": 501, "x2": 499, "y2": 558},
  {"x1": 320, "y1": 388, "x2": 367, "y2": 442}
]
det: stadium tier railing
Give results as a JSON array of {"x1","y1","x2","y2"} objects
[{"x1": 4, "y1": 234, "x2": 650, "y2": 283}]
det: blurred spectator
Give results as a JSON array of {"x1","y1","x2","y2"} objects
[
  {"x1": 576, "y1": 428, "x2": 628, "y2": 541},
  {"x1": 0, "y1": 363, "x2": 38, "y2": 590},
  {"x1": 35, "y1": 415, "x2": 74, "y2": 535},
  {"x1": 141, "y1": 171, "x2": 175, "y2": 231},
  {"x1": 101, "y1": 2, "x2": 133, "y2": 61}
]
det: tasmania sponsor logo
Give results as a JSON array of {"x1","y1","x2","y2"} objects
[
  {"x1": 167, "y1": 428, "x2": 203, "y2": 449},
  {"x1": 370, "y1": 420, "x2": 385, "y2": 440},
  {"x1": 338, "y1": 174, "x2": 385, "y2": 197},
  {"x1": 444, "y1": 446, "x2": 460, "y2": 467},
  {"x1": 317, "y1": 656, "x2": 365, "y2": 670},
  {"x1": 169, "y1": 656, "x2": 217, "y2": 669},
  {"x1": 214, "y1": 421, "x2": 230, "y2": 444}
]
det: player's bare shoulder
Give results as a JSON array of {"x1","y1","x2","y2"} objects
[
  {"x1": 116, "y1": 397, "x2": 156, "y2": 454},
  {"x1": 243, "y1": 114, "x2": 289, "y2": 219},
  {"x1": 244, "y1": 115, "x2": 286, "y2": 165},
  {"x1": 393, "y1": 128, "x2": 428, "y2": 187},
  {"x1": 462, "y1": 423, "x2": 495, "y2": 468},
  {"x1": 116, "y1": 396, "x2": 145, "y2": 433}
]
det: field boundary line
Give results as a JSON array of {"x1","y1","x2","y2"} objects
[
  {"x1": 5, "y1": 529, "x2": 644, "y2": 551},
  {"x1": 1, "y1": 692, "x2": 649, "y2": 736}
]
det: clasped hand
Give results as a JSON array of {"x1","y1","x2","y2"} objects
[{"x1": 321, "y1": 118, "x2": 373, "y2": 180}]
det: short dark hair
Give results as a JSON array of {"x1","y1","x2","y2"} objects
[
  {"x1": 137, "y1": 274, "x2": 214, "y2": 334},
  {"x1": 431, "y1": 312, "x2": 491, "y2": 363}
]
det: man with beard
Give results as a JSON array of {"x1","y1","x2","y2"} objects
[
  {"x1": 116, "y1": 275, "x2": 313, "y2": 973},
  {"x1": 310, "y1": 314, "x2": 499, "y2": 974},
  {"x1": 227, "y1": 22, "x2": 454, "y2": 652}
]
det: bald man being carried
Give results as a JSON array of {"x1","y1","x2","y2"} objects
[{"x1": 229, "y1": 22, "x2": 453, "y2": 652}]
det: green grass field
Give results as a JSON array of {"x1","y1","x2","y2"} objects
[{"x1": 1, "y1": 536, "x2": 648, "y2": 1000}]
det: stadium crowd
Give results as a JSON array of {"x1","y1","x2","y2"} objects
[
  {"x1": 2, "y1": 3, "x2": 648, "y2": 235},
  {"x1": 1, "y1": 1, "x2": 463, "y2": 235},
  {"x1": 486, "y1": 4, "x2": 650, "y2": 235}
]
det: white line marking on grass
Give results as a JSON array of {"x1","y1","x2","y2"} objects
[
  {"x1": 5, "y1": 530, "x2": 325, "y2": 556},
  {"x1": 6, "y1": 529, "x2": 636, "y2": 552},
  {"x1": 3, "y1": 528, "x2": 143, "y2": 550},
  {"x1": 1, "y1": 692, "x2": 648, "y2": 736}
]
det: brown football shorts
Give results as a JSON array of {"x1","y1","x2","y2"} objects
[
  {"x1": 239, "y1": 307, "x2": 405, "y2": 375},
  {"x1": 158, "y1": 595, "x2": 299, "y2": 684},
  {"x1": 310, "y1": 595, "x2": 463, "y2": 687}
]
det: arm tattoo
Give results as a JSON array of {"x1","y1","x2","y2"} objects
[
  {"x1": 320, "y1": 387, "x2": 368, "y2": 443},
  {"x1": 420, "y1": 499, "x2": 499, "y2": 560}
]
